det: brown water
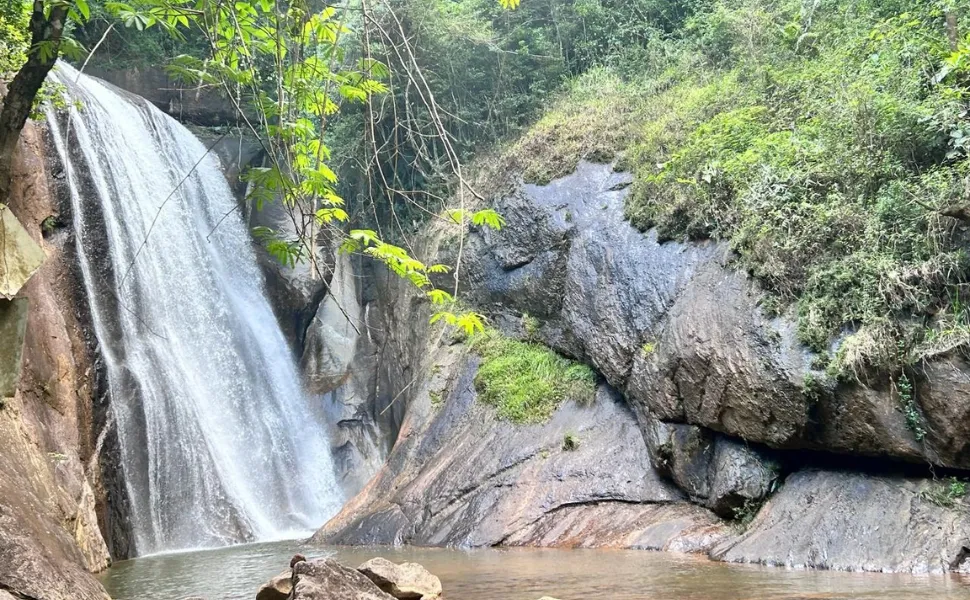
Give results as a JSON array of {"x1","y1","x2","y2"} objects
[{"x1": 100, "y1": 539, "x2": 970, "y2": 600}]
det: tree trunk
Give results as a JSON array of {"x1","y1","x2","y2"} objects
[{"x1": 0, "y1": 1, "x2": 67, "y2": 204}]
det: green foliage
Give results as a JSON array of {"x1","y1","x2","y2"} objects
[
  {"x1": 521, "y1": 313, "x2": 540, "y2": 341},
  {"x1": 40, "y1": 215, "x2": 60, "y2": 235},
  {"x1": 920, "y1": 477, "x2": 969, "y2": 508},
  {"x1": 0, "y1": 3, "x2": 28, "y2": 78},
  {"x1": 470, "y1": 328, "x2": 596, "y2": 424},
  {"x1": 562, "y1": 432, "x2": 579, "y2": 451},
  {"x1": 731, "y1": 498, "x2": 762, "y2": 529},
  {"x1": 556, "y1": 0, "x2": 970, "y2": 372},
  {"x1": 896, "y1": 372, "x2": 926, "y2": 442}
]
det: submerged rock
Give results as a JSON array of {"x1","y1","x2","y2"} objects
[
  {"x1": 291, "y1": 558, "x2": 396, "y2": 600},
  {"x1": 357, "y1": 557, "x2": 442, "y2": 600}
]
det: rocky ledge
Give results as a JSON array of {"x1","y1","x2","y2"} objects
[{"x1": 315, "y1": 161, "x2": 970, "y2": 574}]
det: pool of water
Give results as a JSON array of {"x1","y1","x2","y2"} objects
[{"x1": 100, "y1": 540, "x2": 970, "y2": 600}]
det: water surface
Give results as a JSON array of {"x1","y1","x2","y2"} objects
[{"x1": 101, "y1": 540, "x2": 970, "y2": 600}]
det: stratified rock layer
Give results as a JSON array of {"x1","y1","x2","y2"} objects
[
  {"x1": 713, "y1": 470, "x2": 970, "y2": 574},
  {"x1": 314, "y1": 343, "x2": 728, "y2": 551},
  {"x1": 0, "y1": 122, "x2": 111, "y2": 598},
  {"x1": 319, "y1": 160, "x2": 970, "y2": 574}
]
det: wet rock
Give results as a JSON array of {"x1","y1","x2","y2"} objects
[
  {"x1": 291, "y1": 558, "x2": 395, "y2": 600},
  {"x1": 316, "y1": 353, "x2": 726, "y2": 552},
  {"x1": 641, "y1": 415, "x2": 778, "y2": 517},
  {"x1": 712, "y1": 470, "x2": 970, "y2": 573},
  {"x1": 0, "y1": 121, "x2": 111, "y2": 598},
  {"x1": 255, "y1": 569, "x2": 292, "y2": 600},
  {"x1": 706, "y1": 438, "x2": 779, "y2": 519},
  {"x1": 357, "y1": 557, "x2": 442, "y2": 600},
  {"x1": 459, "y1": 161, "x2": 970, "y2": 470},
  {"x1": 302, "y1": 253, "x2": 362, "y2": 394},
  {"x1": 642, "y1": 418, "x2": 714, "y2": 501},
  {"x1": 913, "y1": 356, "x2": 970, "y2": 469}
]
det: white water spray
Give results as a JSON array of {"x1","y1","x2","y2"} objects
[{"x1": 47, "y1": 63, "x2": 342, "y2": 555}]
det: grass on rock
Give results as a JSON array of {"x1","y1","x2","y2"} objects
[{"x1": 470, "y1": 329, "x2": 596, "y2": 424}]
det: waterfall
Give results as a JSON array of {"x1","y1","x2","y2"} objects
[{"x1": 46, "y1": 63, "x2": 343, "y2": 555}]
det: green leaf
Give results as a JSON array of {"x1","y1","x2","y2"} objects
[
  {"x1": 75, "y1": 0, "x2": 90, "y2": 21},
  {"x1": 427, "y1": 289, "x2": 454, "y2": 305},
  {"x1": 471, "y1": 209, "x2": 506, "y2": 230},
  {"x1": 315, "y1": 207, "x2": 348, "y2": 224}
]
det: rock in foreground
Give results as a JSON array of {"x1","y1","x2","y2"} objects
[
  {"x1": 357, "y1": 557, "x2": 442, "y2": 600},
  {"x1": 255, "y1": 569, "x2": 292, "y2": 600},
  {"x1": 290, "y1": 559, "x2": 396, "y2": 600}
]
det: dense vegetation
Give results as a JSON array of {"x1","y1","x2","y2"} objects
[
  {"x1": 496, "y1": 0, "x2": 970, "y2": 377},
  {"x1": 5, "y1": 0, "x2": 970, "y2": 377}
]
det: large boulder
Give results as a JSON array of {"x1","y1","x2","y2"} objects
[
  {"x1": 291, "y1": 558, "x2": 396, "y2": 600},
  {"x1": 641, "y1": 416, "x2": 778, "y2": 518},
  {"x1": 461, "y1": 160, "x2": 970, "y2": 470},
  {"x1": 712, "y1": 470, "x2": 970, "y2": 573},
  {"x1": 357, "y1": 557, "x2": 442, "y2": 600}
]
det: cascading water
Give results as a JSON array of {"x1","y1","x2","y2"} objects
[{"x1": 46, "y1": 63, "x2": 343, "y2": 555}]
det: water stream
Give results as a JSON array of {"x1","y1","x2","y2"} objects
[
  {"x1": 101, "y1": 541, "x2": 970, "y2": 600},
  {"x1": 46, "y1": 63, "x2": 342, "y2": 555}
]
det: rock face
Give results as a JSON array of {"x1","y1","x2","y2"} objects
[
  {"x1": 303, "y1": 253, "x2": 361, "y2": 394},
  {"x1": 459, "y1": 161, "x2": 970, "y2": 471},
  {"x1": 357, "y1": 557, "x2": 442, "y2": 600},
  {"x1": 291, "y1": 559, "x2": 396, "y2": 600},
  {"x1": 318, "y1": 159, "x2": 970, "y2": 574},
  {"x1": 86, "y1": 67, "x2": 240, "y2": 126},
  {"x1": 0, "y1": 122, "x2": 111, "y2": 598},
  {"x1": 314, "y1": 336, "x2": 728, "y2": 551},
  {"x1": 713, "y1": 470, "x2": 970, "y2": 574},
  {"x1": 0, "y1": 297, "x2": 29, "y2": 398}
]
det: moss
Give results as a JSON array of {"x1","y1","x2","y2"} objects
[{"x1": 470, "y1": 329, "x2": 596, "y2": 424}]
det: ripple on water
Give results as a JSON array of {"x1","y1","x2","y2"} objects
[{"x1": 100, "y1": 540, "x2": 970, "y2": 600}]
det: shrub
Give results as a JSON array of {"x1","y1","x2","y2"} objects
[{"x1": 470, "y1": 329, "x2": 596, "y2": 424}]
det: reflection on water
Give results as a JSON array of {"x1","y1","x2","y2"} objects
[{"x1": 100, "y1": 539, "x2": 970, "y2": 600}]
